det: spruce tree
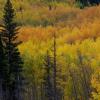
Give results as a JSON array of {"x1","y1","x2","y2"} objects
[
  {"x1": 0, "y1": 33, "x2": 4, "y2": 86},
  {"x1": 76, "y1": 0, "x2": 100, "y2": 8},
  {"x1": 43, "y1": 51, "x2": 54, "y2": 100},
  {"x1": 53, "y1": 33, "x2": 57, "y2": 100},
  {"x1": 0, "y1": 33, "x2": 7, "y2": 100},
  {"x1": 1, "y1": 0, "x2": 23, "y2": 100}
]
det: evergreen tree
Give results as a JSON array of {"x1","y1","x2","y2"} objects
[
  {"x1": 0, "y1": 33, "x2": 4, "y2": 87},
  {"x1": 76, "y1": 0, "x2": 100, "y2": 8},
  {"x1": 0, "y1": 33, "x2": 7, "y2": 100},
  {"x1": 53, "y1": 32, "x2": 57, "y2": 100},
  {"x1": 0, "y1": 32, "x2": 10, "y2": 100},
  {"x1": 1, "y1": 0, "x2": 23, "y2": 100},
  {"x1": 43, "y1": 51, "x2": 54, "y2": 100}
]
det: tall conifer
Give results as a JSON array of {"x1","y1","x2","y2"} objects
[{"x1": 1, "y1": 0, "x2": 23, "y2": 100}]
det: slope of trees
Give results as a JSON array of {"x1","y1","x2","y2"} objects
[
  {"x1": 0, "y1": 0, "x2": 100, "y2": 26},
  {"x1": 0, "y1": 0, "x2": 100, "y2": 100}
]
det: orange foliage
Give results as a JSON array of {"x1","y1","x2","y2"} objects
[
  {"x1": 18, "y1": 26, "x2": 57, "y2": 42},
  {"x1": 18, "y1": 21, "x2": 100, "y2": 44}
]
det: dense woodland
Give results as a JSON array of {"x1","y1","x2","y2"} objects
[{"x1": 0, "y1": 0, "x2": 100, "y2": 100}]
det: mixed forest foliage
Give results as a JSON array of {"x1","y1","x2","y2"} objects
[{"x1": 0, "y1": 0, "x2": 100, "y2": 100}]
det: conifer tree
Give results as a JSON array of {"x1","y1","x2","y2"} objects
[
  {"x1": 1, "y1": 0, "x2": 23, "y2": 100},
  {"x1": 0, "y1": 33, "x2": 10, "y2": 100},
  {"x1": 0, "y1": 33, "x2": 4, "y2": 86},
  {"x1": 43, "y1": 51, "x2": 54, "y2": 100},
  {"x1": 76, "y1": 0, "x2": 100, "y2": 8},
  {"x1": 53, "y1": 32, "x2": 57, "y2": 100},
  {"x1": 0, "y1": 33, "x2": 6, "y2": 100}
]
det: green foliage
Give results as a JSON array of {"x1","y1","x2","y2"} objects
[{"x1": 0, "y1": 0, "x2": 23, "y2": 99}]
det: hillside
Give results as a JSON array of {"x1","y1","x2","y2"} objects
[
  {"x1": 0, "y1": 0, "x2": 100, "y2": 27},
  {"x1": 16, "y1": 5, "x2": 100, "y2": 43},
  {"x1": 0, "y1": 0, "x2": 100, "y2": 100},
  {"x1": 0, "y1": 0, "x2": 100, "y2": 41}
]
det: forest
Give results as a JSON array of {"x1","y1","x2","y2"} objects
[{"x1": 0, "y1": 0, "x2": 100, "y2": 100}]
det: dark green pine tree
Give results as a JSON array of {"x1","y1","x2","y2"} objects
[
  {"x1": 76, "y1": 0, "x2": 100, "y2": 8},
  {"x1": 1, "y1": 0, "x2": 23, "y2": 100},
  {"x1": 43, "y1": 51, "x2": 54, "y2": 100},
  {"x1": 0, "y1": 33, "x2": 10, "y2": 100},
  {"x1": 0, "y1": 33, "x2": 4, "y2": 86},
  {"x1": 0, "y1": 33, "x2": 8, "y2": 100}
]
